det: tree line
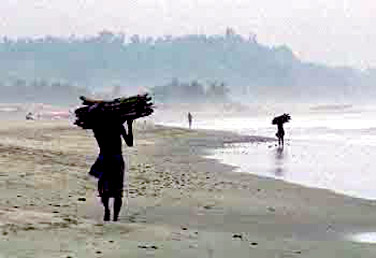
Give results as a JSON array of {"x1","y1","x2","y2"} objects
[
  {"x1": 1, "y1": 29, "x2": 376, "y2": 102},
  {"x1": 151, "y1": 79, "x2": 229, "y2": 103}
]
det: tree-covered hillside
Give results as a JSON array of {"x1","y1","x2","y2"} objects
[{"x1": 0, "y1": 29, "x2": 375, "y2": 102}]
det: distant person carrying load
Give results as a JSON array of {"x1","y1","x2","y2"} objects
[
  {"x1": 26, "y1": 112, "x2": 34, "y2": 120},
  {"x1": 188, "y1": 112, "x2": 193, "y2": 129},
  {"x1": 74, "y1": 94, "x2": 154, "y2": 221},
  {"x1": 272, "y1": 113, "x2": 291, "y2": 146}
]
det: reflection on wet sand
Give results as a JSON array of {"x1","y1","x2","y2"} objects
[{"x1": 273, "y1": 146, "x2": 286, "y2": 177}]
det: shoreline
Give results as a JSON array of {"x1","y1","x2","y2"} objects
[
  {"x1": 162, "y1": 124, "x2": 376, "y2": 202},
  {"x1": 129, "y1": 124, "x2": 376, "y2": 232},
  {"x1": 0, "y1": 121, "x2": 376, "y2": 256},
  {"x1": 158, "y1": 124, "x2": 376, "y2": 202}
]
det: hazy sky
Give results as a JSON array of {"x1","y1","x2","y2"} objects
[{"x1": 1, "y1": 0, "x2": 375, "y2": 68}]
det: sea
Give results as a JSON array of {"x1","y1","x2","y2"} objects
[{"x1": 154, "y1": 104, "x2": 376, "y2": 201}]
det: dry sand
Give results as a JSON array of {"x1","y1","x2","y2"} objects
[{"x1": 0, "y1": 120, "x2": 376, "y2": 257}]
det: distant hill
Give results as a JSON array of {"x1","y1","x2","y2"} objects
[{"x1": 0, "y1": 30, "x2": 375, "y2": 102}]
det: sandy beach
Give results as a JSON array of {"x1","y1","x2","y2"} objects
[{"x1": 0, "y1": 120, "x2": 376, "y2": 257}]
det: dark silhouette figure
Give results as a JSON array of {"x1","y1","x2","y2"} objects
[
  {"x1": 89, "y1": 119, "x2": 133, "y2": 221},
  {"x1": 26, "y1": 112, "x2": 34, "y2": 120},
  {"x1": 272, "y1": 114, "x2": 291, "y2": 146},
  {"x1": 188, "y1": 112, "x2": 193, "y2": 129},
  {"x1": 276, "y1": 123, "x2": 285, "y2": 146}
]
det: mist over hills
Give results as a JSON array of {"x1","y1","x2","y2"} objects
[{"x1": 0, "y1": 29, "x2": 375, "y2": 103}]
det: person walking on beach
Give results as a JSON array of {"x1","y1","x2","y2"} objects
[
  {"x1": 188, "y1": 112, "x2": 193, "y2": 129},
  {"x1": 272, "y1": 114, "x2": 291, "y2": 147},
  {"x1": 89, "y1": 119, "x2": 133, "y2": 221},
  {"x1": 276, "y1": 122, "x2": 285, "y2": 146}
]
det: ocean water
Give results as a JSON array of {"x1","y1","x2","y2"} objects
[
  {"x1": 348, "y1": 232, "x2": 376, "y2": 243},
  {"x1": 155, "y1": 105, "x2": 376, "y2": 200}
]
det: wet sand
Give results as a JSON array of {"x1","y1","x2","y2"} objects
[{"x1": 0, "y1": 120, "x2": 376, "y2": 257}]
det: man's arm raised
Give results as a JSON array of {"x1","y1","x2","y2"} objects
[{"x1": 121, "y1": 120, "x2": 134, "y2": 147}]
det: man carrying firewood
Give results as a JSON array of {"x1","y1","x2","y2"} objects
[
  {"x1": 89, "y1": 118, "x2": 133, "y2": 221},
  {"x1": 272, "y1": 113, "x2": 291, "y2": 147},
  {"x1": 75, "y1": 94, "x2": 153, "y2": 222}
]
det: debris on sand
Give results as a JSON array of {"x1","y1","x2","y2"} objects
[
  {"x1": 232, "y1": 233, "x2": 243, "y2": 239},
  {"x1": 137, "y1": 243, "x2": 158, "y2": 250}
]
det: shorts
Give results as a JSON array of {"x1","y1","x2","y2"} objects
[{"x1": 89, "y1": 154, "x2": 125, "y2": 197}]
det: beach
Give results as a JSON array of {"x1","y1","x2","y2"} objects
[{"x1": 0, "y1": 119, "x2": 376, "y2": 257}]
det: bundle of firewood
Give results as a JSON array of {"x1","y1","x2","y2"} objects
[
  {"x1": 272, "y1": 113, "x2": 291, "y2": 125},
  {"x1": 74, "y1": 93, "x2": 154, "y2": 129}
]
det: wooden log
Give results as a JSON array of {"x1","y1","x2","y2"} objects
[
  {"x1": 80, "y1": 93, "x2": 152, "y2": 106},
  {"x1": 272, "y1": 113, "x2": 291, "y2": 125},
  {"x1": 74, "y1": 93, "x2": 154, "y2": 129}
]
